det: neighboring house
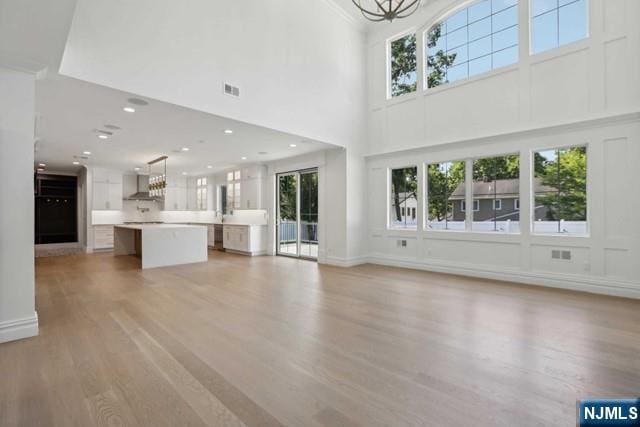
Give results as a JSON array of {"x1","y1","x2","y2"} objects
[
  {"x1": 392, "y1": 192, "x2": 418, "y2": 225},
  {"x1": 449, "y1": 178, "x2": 555, "y2": 221}
]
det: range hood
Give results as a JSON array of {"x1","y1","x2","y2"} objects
[{"x1": 124, "y1": 175, "x2": 160, "y2": 201}]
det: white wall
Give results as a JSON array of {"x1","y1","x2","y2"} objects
[
  {"x1": 0, "y1": 66, "x2": 38, "y2": 343},
  {"x1": 60, "y1": 0, "x2": 367, "y2": 150},
  {"x1": 366, "y1": 116, "x2": 640, "y2": 298},
  {"x1": 366, "y1": 0, "x2": 640, "y2": 155},
  {"x1": 359, "y1": 0, "x2": 640, "y2": 297}
]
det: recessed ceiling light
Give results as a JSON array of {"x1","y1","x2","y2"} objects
[
  {"x1": 98, "y1": 134, "x2": 108, "y2": 139},
  {"x1": 289, "y1": 143, "x2": 297, "y2": 148},
  {"x1": 241, "y1": 156, "x2": 247, "y2": 160},
  {"x1": 123, "y1": 106, "x2": 136, "y2": 113},
  {"x1": 38, "y1": 163, "x2": 46, "y2": 167},
  {"x1": 181, "y1": 147, "x2": 190, "y2": 152},
  {"x1": 72, "y1": 161, "x2": 80, "y2": 165},
  {"x1": 83, "y1": 151, "x2": 91, "y2": 155},
  {"x1": 182, "y1": 172, "x2": 188, "y2": 175},
  {"x1": 134, "y1": 167, "x2": 141, "y2": 171},
  {"x1": 127, "y1": 98, "x2": 149, "y2": 106},
  {"x1": 224, "y1": 129, "x2": 233, "y2": 134},
  {"x1": 206, "y1": 165, "x2": 213, "y2": 169},
  {"x1": 37, "y1": 168, "x2": 44, "y2": 172}
]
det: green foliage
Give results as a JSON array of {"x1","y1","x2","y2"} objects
[
  {"x1": 278, "y1": 173, "x2": 318, "y2": 223},
  {"x1": 278, "y1": 175, "x2": 297, "y2": 221},
  {"x1": 300, "y1": 172, "x2": 318, "y2": 223},
  {"x1": 427, "y1": 162, "x2": 464, "y2": 221},
  {"x1": 391, "y1": 167, "x2": 417, "y2": 221},
  {"x1": 535, "y1": 147, "x2": 587, "y2": 221},
  {"x1": 472, "y1": 155, "x2": 519, "y2": 180},
  {"x1": 426, "y1": 23, "x2": 458, "y2": 88},
  {"x1": 390, "y1": 34, "x2": 417, "y2": 97}
]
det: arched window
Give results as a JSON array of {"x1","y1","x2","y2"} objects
[
  {"x1": 531, "y1": 0, "x2": 587, "y2": 54},
  {"x1": 425, "y1": 0, "x2": 519, "y2": 88}
]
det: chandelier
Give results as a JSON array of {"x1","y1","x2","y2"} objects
[{"x1": 351, "y1": 0, "x2": 421, "y2": 22}]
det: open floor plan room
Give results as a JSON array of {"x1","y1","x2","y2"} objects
[
  {"x1": 1, "y1": 251, "x2": 638, "y2": 426},
  {"x1": 1, "y1": 0, "x2": 639, "y2": 425}
]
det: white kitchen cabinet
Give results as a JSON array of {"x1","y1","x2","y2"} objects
[
  {"x1": 207, "y1": 225, "x2": 215, "y2": 247},
  {"x1": 92, "y1": 168, "x2": 122, "y2": 210},
  {"x1": 240, "y1": 178, "x2": 262, "y2": 209},
  {"x1": 164, "y1": 186, "x2": 187, "y2": 211},
  {"x1": 186, "y1": 178, "x2": 197, "y2": 210},
  {"x1": 163, "y1": 176, "x2": 190, "y2": 211},
  {"x1": 223, "y1": 225, "x2": 266, "y2": 256},
  {"x1": 93, "y1": 225, "x2": 114, "y2": 249}
]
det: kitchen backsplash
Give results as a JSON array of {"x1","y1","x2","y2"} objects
[{"x1": 91, "y1": 204, "x2": 267, "y2": 225}]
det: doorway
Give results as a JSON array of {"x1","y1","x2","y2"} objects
[{"x1": 276, "y1": 169, "x2": 318, "y2": 259}]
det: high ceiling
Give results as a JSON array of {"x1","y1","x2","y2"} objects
[{"x1": 35, "y1": 75, "x2": 335, "y2": 175}]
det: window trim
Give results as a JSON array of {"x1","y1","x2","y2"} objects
[
  {"x1": 423, "y1": 0, "x2": 520, "y2": 91},
  {"x1": 424, "y1": 159, "x2": 467, "y2": 232},
  {"x1": 493, "y1": 199, "x2": 502, "y2": 210},
  {"x1": 529, "y1": 0, "x2": 590, "y2": 56},
  {"x1": 388, "y1": 165, "x2": 419, "y2": 230},
  {"x1": 530, "y1": 143, "x2": 589, "y2": 237},
  {"x1": 387, "y1": 28, "x2": 418, "y2": 100}
]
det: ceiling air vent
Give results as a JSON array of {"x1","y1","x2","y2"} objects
[{"x1": 224, "y1": 83, "x2": 240, "y2": 98}]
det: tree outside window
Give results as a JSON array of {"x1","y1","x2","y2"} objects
[
  {"x1": 427, "y1": 161, "x2": 465, "y2": 229},
  {"x1": 390, "y1": 167, "x2": 418, "y2": 228},
  {"x1": 390, "y1": 33, "x2": 417, "y2": 97},
  {"x1": 533, "y1": 146, "x2": 587, "y2": 234}
]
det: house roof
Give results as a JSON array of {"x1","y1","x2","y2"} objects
[{"x1": 449, "y1": 178, "x2": 555, "y2": 200}]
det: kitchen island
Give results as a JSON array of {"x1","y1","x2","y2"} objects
[{"x1": 114, "y1": 224, "x2": 208, "y2": 269}]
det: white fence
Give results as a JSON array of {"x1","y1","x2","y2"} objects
[{"x1": 409, "y1": 220, "x2": 587, "y2": 234}]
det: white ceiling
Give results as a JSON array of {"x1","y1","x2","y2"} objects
[{"x1": 35, "y1": 75, "x2": 336, "y2": 175}]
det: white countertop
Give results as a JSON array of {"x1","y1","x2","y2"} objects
[{"x1": 114, "y1": 224, "x2": 207, "y2": 230}]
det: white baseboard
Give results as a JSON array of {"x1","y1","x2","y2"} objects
[
  {"x1": 323, "y1": 255, "x2": 368, "y2": 267},
  {"x1": 0, "y1": 312, "x2": 39, "y2": 344},
  {"x1": 366, "y1": 255, "x2": 640, "y2": 299}
]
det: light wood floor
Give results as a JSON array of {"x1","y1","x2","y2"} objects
[{"x1": 1, "y1": 251, "x2": 639, "y2": 426}]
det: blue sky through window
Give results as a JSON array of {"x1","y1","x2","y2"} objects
[{"x1": 531, "y1": 0, "x2": 587, "y2": 54}]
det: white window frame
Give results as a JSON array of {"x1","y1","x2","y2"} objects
[
  {"x1": 388, "y1": 165, "x2": 419, "y2": 230},
  {"x1": 515, "y1": 198, "x2": 520, "y2": 210},
  {"x1": 493, "y1": 199, "x2": 502, "y2": 210},
  {"x1": 530, "y1": 143, "x2": 589, "y2": 237},
  {"x1": 387, "y1": 29, "x2": 418, "y2": 100},
  {"x1": 529, "y1": 0, "x2": 589, "y2": 55},
  {"x1": 227, "y1": 170, "x2": 242, "y2": 210},
  {"x1": 423, "y1": 0, "x2": 520, "y2": 90},
  {"x1": 196, "y1": 177, "x2": 208, "y2": 211}
]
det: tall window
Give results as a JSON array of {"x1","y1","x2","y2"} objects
[
  {"x1": 389, "y1": 32, "x2": 417, "y2": 97},
  {"x1": 226, "y1": 170, "x2": 241, "y2": 210},
  {"x1": 426, "y1": 0, "x2": 518, "y2": 88},
  {"x1": 533, "y1": 146, "x2": 587, "y2": 234},
  {"x1": 472, "y1": 154, "x2": 520, "y2": 233},
  {"x1": 196, "y1": 177, "x2": 207, "y2": 211},
  {"x1": 427, "y1": 161, "x2": 465, "y2": 230},
  {"x1": 390, "y1": 167, "x2": 418, "y2": 229},
  {"x1": 531, "y1": 0, "x2": 587, "y2": 54}
]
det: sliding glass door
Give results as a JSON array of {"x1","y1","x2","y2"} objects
[{"x1": 276, "y1": 169, "x2": 318, "y2": 259}]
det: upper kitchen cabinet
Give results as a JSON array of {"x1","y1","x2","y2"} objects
[
  {"x1": 226, "y1": 165, "x2": 266, "y2": 210},
  {"x1": 92, "y1": 167, "x2": 122, "y2": 210},
  {"x1": 164, "y1": 175, "x2": 188, "y2": 211}
]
